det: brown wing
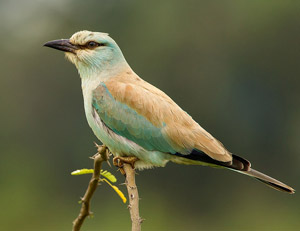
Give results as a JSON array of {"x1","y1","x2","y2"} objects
[{"x1": 105, "y1": 71, "x2": 232, "y2": 162}]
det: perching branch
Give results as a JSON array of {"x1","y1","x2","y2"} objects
[
  {"x1": 72, "y1": 144, "x2": 109, "y2": 231},
  {"x1": 71, "y1": 145, "x2": 142, "y2": 231},
  {"x1": 123, "y1": 163, "x2": 143, "y2": 231}
]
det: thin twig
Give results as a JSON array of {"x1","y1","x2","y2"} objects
[
  {"x1": 123, "y1": 163, "x2": 143, "y2": 231},
  {"x1": 72, "y1": 144, "x2": 108, "y2": 231}
]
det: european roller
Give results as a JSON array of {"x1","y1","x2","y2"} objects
[{"x1": 44, "y1": 30, "x2": 294, "y2": 194}]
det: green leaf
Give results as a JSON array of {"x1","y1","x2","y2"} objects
[
  {"x1": 100, "y1": 170, "x2": 117, "y2": 183},
  {"x1": 71, "y1": 168, "x2": 117, "y2": 183},
  {"x1": 71, "y1": 169, "x2": 93, "y2": 175}
]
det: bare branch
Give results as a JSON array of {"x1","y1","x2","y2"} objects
[
  {"x1": 72, "y1": 144, "x2": 108, "y2": 231},
  {"x1": 123, "y1": 163, "x2": 143, "y2": 231}
]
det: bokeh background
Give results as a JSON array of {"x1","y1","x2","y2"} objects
[{"x1": 0, "y1": 0, "x2": 299, "y2": 230}]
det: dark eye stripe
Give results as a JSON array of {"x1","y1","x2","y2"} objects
[{"x1": 85, "y1": 41, "x2": 106, "y2": 49}]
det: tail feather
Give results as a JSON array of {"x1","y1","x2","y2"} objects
[
  {"x1": 238, "y1": 168, "x2": 295, "y2": 194},
  {"x1": 173, "y1": 150, "x2": 295, "y2": 194}
]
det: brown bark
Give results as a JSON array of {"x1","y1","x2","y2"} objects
[
  {"x1": 72, "y1": 145, "x2": 108, "y2": 231},
  {"x1": 123, "y1": 163, "x2": 143, "y2": 231}
]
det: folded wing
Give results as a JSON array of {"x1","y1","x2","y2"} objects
[{"x1": 92, "y1": 73, "x2": 232, "y2": 162}]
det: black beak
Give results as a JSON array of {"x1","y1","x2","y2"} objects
[{"x1": 43, "y1": 39, "x2": 78, "y2": 54}]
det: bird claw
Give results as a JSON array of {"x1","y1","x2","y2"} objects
[
  {"x1": 113, "y1": 156, "x2": 139, "y2": 175},
  {"x1": 113, "y1": 156, "x2": 138, "y2": 168}
]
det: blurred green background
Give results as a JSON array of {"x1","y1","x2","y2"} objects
[{"x1": 0, "y1": 0, "x2": 299, "y2": 230}]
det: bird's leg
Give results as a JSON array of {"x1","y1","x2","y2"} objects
[
  {"x1": 113, "y1": 156, "x2": 139, "y2": 175},
  {"x1": 113, "y1": 156, "x2": 139, "y2": 168}
]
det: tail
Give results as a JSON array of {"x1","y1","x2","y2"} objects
[
  {"x1": 173, "y1": 151, "x2": 295, "y2": 194},
  {"x1": 237, "y1": 168, "x2": 295, "y2": 194}
]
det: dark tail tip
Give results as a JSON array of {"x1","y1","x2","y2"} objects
[
  {"x1": 264, "y1": 181, "x2": 295, "y2": 194},
  {"x1": 254, "y1": 175, "x2": 295, "y2": 194},
  {"x1": 245, "y1": 169, "x2": 295, "y2": 194}
]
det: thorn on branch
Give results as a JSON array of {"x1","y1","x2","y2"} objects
[
  {"x1": 123, "y1": 163, "x2": 142, "y2": 231},
  {"x1": 72, "y1": 145, "x2": 108, "y2": 231},
  {"x1": 139, "y1": 218, "x2": 145, "y2": 224}
]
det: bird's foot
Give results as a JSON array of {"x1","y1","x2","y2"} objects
[{"x1": 113, "y1": 156, "x2": 139, "y2": 175}]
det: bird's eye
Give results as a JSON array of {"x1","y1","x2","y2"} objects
[{"x1": 87, "y1": 41, "x2": 99, "y2": 49}]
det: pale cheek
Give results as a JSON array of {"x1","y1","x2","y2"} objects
[
  {"x1": 65, "y1": 53, "x2": 77, "y2": 64},
  {"x1": 77, "y1": 50, "x2": 96, "y2": 63}
]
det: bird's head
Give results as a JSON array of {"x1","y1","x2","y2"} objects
[{"x1": 44, "y1": 30, "x2": 128, "y2": 77}]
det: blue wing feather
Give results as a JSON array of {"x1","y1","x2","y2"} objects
[{"x1": 92, "y1": 82, "x2": 177, "y2": 153}]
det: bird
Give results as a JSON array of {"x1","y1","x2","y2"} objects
[{"x1": 44, "y1": 30, "x2": 294, "y2": 194}]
